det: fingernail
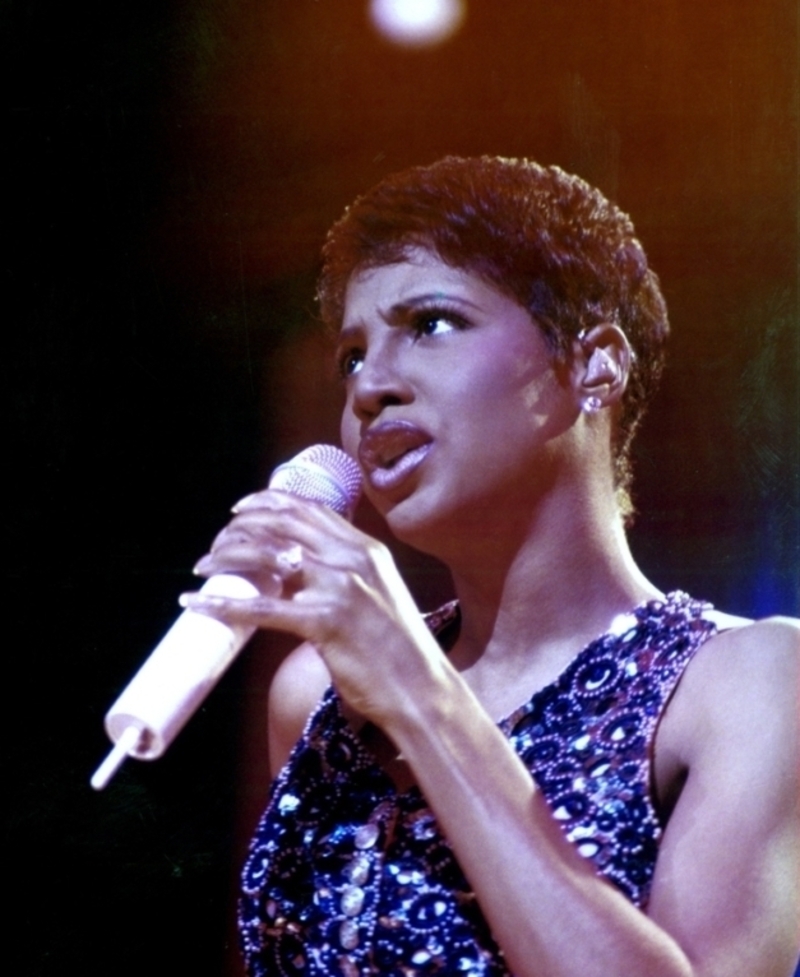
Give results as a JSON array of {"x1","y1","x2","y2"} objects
[
  {"x1": 179, "y1": 592, "x2": 224, "y2": 610},
  {"x1": 192, "y1": 555, "x2": 213, "y2": 575},
  {"x1": 231, "y1": 493, "x2": 258, "y2": 513}
]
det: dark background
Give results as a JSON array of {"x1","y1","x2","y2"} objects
[{"x1": 5, "y1": 1, "x2": 797, "y2": 973}]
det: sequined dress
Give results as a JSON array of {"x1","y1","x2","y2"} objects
[{"x1": 239, "y1": 591, "x2": 718, "y2": 976}]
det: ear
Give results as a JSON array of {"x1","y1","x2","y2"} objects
[{"x1": 572, "y1": 324, "x2": 632, "y2": 413}]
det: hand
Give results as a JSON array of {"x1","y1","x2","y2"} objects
[{"x1": 181, "y1": 490, "x2": 447, "y2": 725}]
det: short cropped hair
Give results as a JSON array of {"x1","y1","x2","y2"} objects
[{"x1": 318, "y1": 155, "x2": 669, "y2": 515}]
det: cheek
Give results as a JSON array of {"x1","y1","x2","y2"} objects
[
  {"x1": 467, "y1": 350, "x2": 555, "y2": 422},
  {"x1": 520, "y1": 369, "x2": 561, "y2": 422},
  {"x1": 340, "y1": 403, "x2": 359, "y2": 456}
]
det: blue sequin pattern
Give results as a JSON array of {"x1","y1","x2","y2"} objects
[{"x1": 239, "y1": 592, "x2": 717, "y2": 976}]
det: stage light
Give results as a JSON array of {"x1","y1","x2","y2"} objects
[{"x1": 369, "y1": 0, "x2": 466, "y2": 48}]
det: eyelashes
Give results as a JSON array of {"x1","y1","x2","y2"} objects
[
  {"x1": 410, "y1": 303, "x2": 470, "y2": 338},
  {"x1": 336, "y1": 303, "x2": 470, "y2": 380}
]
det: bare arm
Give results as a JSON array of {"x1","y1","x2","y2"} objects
[
  {"x1": 647, "y1": 618, "x2": 800, "y2": 977},
  {"x1": 187, "y1": 492, "x2": 800, "y2": 977},
  {"x1": 378, "y1": 617, "x2": 799, "y2": 977}
]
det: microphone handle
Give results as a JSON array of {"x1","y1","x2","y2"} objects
[{"x1": 91, "y1": 573, "x2": 267, "y2": 790}]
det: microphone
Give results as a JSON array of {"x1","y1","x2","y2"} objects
[{"x1": 90, "y1": 444, "x2": 362, "y2": 790}]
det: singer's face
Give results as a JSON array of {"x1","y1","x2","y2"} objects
[{"x1": 338, "y1": 249, "x2": 577, "y2": 557}]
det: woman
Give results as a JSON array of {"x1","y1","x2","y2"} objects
[{"x1": 183, "y1": 157, "x2": 799, "y2": 977}]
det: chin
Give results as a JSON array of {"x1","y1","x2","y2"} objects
[
  {"x1": 371, "y1": 485, "x2": 436, "y2": 547},
  {"x1": 379, "y1": 489, "x2": 477, "y2": 563}
]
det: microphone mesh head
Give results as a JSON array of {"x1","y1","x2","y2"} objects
[{"x1": 268, "y1": 444, "x2": 362, "y2": 519}]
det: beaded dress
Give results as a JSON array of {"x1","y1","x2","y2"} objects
[{"x1": 239, "y1": 591, "x2": 718, "y2": 976}]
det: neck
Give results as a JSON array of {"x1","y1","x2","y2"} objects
[{"x1": 442, "y1": 480, "x2": 661, "y2": 681}]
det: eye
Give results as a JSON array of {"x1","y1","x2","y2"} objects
[
  {"x1": 337, "y1": 346, "x2": 364, "y2": 379},
  {"x1": 412, "y1": 306, "x2": 468, "y2": 338}
]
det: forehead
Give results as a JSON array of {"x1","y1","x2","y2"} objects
[{"x1": 341, "y1": 248, "x2": 519, "y2": 329}]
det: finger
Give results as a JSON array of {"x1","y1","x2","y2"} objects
[
  {"x1": 203, "y1": 503, "x2": 341, "y2": 567},
  {"x1": 230, "y1": 486, "x2": 321, "y2": 513},
  {"x1": 231, "y1": 488, "x2": 312, "y2": 513},
  {"x1": 204, "y1": 521, "x2": 286, "y2": 563},
  {"x1": 195, "y1": 538, "x2": 309, "y2": 582},
  {"x1": 193, "y1": 545, "x2": 278, "y2": 580},
  {"x1": 208, "y1": 513, "x2": 290, "y2": 553},
  {"x1": 177, "y1": 589, "x2": 324, "y2": 643},
  {"x1": 232, "y1": 490, "x2": 359, "y2": 543},
  {"x1": 203, "y1": 519, "x2": 369, "y2": 585},
  {"x1": 228, "y1": 486, "x2": 315, "y2": 513},
  {"x1": 200, "y1": 502, "x2": 318, "y2": 569}
]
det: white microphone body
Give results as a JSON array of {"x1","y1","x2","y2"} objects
[
  {"x1": 103, "y1": 573, "x2": 261, "y2": 763},
  {"x1": 91, "y1": 445, "x2": 362, "y2": 790}
]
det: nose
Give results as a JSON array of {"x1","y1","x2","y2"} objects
[{"x1": 349, "y1": 344, "x2": 412, "y2": 423}]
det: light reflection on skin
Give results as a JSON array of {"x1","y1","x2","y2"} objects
[{"x1": 520, "y1": 366, "x2": 559, "y2": 420}]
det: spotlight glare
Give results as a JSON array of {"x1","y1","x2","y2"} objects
[{"x1": 369, "y1": 0, "x2": 466, "y2": 48}]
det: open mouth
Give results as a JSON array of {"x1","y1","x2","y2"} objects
[{"x1": 358, "y1": 421, "x2": 432, "y2": 491}]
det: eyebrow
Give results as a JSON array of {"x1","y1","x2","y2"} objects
[{"x1": 387, "y1": 291, "x2": 482, "y2": 318}]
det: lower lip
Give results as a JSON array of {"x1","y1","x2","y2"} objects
[{"x1": 368, "y1": 443, "x2": 432, "y2": 494}]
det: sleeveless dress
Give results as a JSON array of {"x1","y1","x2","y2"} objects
[{"x1": 239, "y1": 591, "x2": 718, "y2": 977}]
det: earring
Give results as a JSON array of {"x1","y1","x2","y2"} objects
[{"x1": 582, "y1": 396, "x2": 602, "y2": 414}]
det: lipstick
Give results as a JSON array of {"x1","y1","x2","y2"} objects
[{"x1": 358, "y1": 420, "x2": 432, "y2": 494}]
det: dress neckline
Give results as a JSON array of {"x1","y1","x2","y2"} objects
[
  {"x1": 427, "y1": 590, "x2": 713, "y2": 728},
  {"x1": 324, "y1": 590, "x2": 712, "y2": 799}
]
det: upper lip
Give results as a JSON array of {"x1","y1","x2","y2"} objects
[{"x1": 358, "y1": 420, "x2": 432, "y2": 473}]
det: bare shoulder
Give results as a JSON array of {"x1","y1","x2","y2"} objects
[
  {"x1": 267, "y1": 641, "x2": 332, "y2": 778},
  {"x1": 657, "y1": 612, "x2": 798, "y2": 769},
  {"x1": 703, "y1": 607, "x2": 799, "y2": 644},
  {"x1": 690, "y1": 613, "x2": 798, "y2": 698},
  {"x1": 672, "y1": 613, "x2": 799, "y2": 742}
]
